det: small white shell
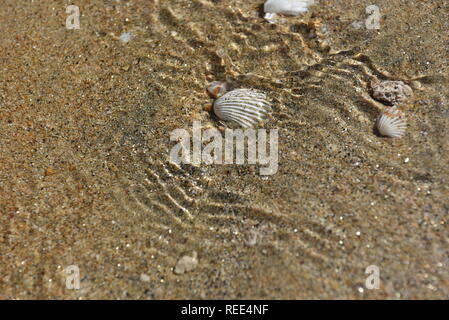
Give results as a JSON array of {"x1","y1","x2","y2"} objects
[
  {"x1": 207, "y1": 81, "x2": 227, "y2": 98},
  {"x1": 264, "y1": 0, "x2": 314, "y2": 16},
  {"x1": 213, "y1": 89, "x2": 271, "y2": 128},
  {"x1": 376, "y1": 107, "x2": 407, "y2": 138},
  {"x1": 264, "y1": 12, "x2": 279, "y2": 24}
]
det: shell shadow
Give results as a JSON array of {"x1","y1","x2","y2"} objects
[{"x1": 257, "y1": 3, "x2": 265, "y2": 18}]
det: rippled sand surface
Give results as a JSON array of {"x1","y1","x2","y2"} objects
[{"x1": 1, "y1": 0, "x2": 448, "y2": 299}]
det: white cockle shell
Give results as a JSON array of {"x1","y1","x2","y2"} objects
[
  {"x1": 264, "y1": 0, "x2": 314, "y2": 16},
  {"x1": 377, "y1": 107, "x2": 407, "y2": 138},
  {"x1": 213, "y1": 89, "x2": 272, "y2": 128}
]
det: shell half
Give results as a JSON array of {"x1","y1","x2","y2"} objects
[
  {"x1": 264, "y1": 0, "x2": 314, "y2": 16},
  {"x1": 376, "y1": 107, "x2": 407, "y2": 138},
  {"x1": 213, "y1": 89, "x2": 272, "y2": 128}
]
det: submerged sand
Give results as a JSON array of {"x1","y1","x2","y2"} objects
[{"x1": 0, "y1": 0, "x2": 448, "y2": 299}]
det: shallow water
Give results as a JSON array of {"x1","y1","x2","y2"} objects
[{"x1": 0, "y1": 0, "x2": 448, "y2": 299}]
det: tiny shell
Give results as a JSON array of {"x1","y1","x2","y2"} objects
[
  {"x1": 264, "y1": 0, "x2": 314, "y2": 16},
  {"x1": 264, "y1": 12, "x2": 279, "y2": 24},
  {"x1": 213, "y1": 89, "x2": 271, "y2": 128},
  {"x1": 207, "y1": 81, "x2": 227, "y2": 98},
  {"x1": 376, "y1": 107, "x2": 407, "y2": 138}
]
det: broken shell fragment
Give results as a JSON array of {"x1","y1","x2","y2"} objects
[{"x1": 207, "y1": 81, "x2": 227, "y2": 98}]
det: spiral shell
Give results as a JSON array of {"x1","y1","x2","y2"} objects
[
  {"x1": 376, "y1": 107, "x2": 407, "y2": 138},
  {"x1": 213, "y1": 89, "x2": 272, "y2": 128}
]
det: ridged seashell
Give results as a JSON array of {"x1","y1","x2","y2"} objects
[
  {"x1": 264, "y1": 0, "x2": 314, "y2": 16},
  {"x1": 207, "y1": 81, "x2": 227, "y2": 98},
  {"x1": 376, "y1": 107, "x2": 407, "y2": 138},
  {"x1": 213, "y1": 89, "x2": 271, "y2": 128}
]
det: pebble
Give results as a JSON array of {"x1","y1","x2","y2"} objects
[
  {"x1": 246, "y1": 230, "x2": 258, "y2": 246},
  {"x1": 119, "y1": 32, "x2": 133, "y2": 43},
  {"x1": 371, "y1": 80, "x2": 413, "y2": 105},
  {"x1": 140, "y1": 274, "x2": 150, "y2": 282},
  {"x1": 174, "y1": 251, "x2": 198, "y2": 275}
]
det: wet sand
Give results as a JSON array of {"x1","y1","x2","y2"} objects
[{"x1": 0, "y1": 0, "x2": 448, "y2": 299}]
